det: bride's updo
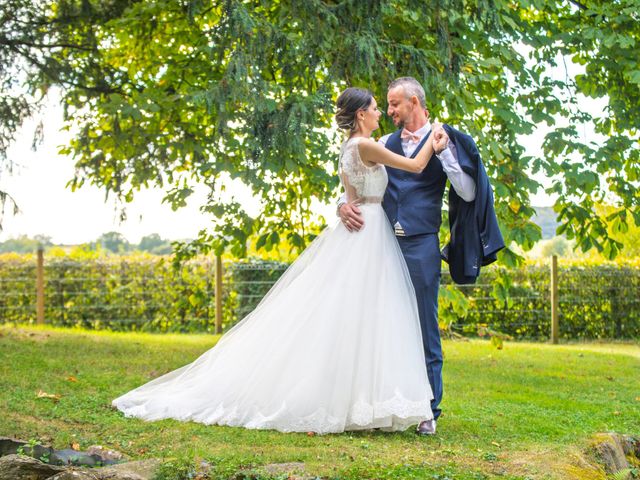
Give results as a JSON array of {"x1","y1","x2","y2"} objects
[{"x1": 335, "y1": 87, "x2": 373, "y2": 132}]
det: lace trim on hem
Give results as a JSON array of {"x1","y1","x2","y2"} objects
[{"x1": 112, "y1": 392, "x2": 433, "y2": 434}]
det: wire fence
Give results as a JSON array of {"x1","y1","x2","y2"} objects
[{"x1": 1, "y1": 255, "x2": 639, "y2": 339}]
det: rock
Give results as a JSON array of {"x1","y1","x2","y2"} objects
[
  {"x1": 86, "y1": 446, "x2": 127, "y2": 462},
  {"x1": 47, "y1": 470, "x2": 100, "y2": 480},
  {"x1": 590, "y1": 432, "x2": 631, "y2": 474},
  {"x1": 0, "y1": 436, "x2": 56, "y2": 462},
  {"x1": 51, "y1": 449, "x2": 113, "y2": 467},
  {"x1": 0, "y1": 437, "x2": 121, "y2": 468},
  {"x1": 50, "y1": 449, "x2": 90, "y2": 467},
  {"x1": 261, "y1": 462, "x2": 306, "y2": 476},
  {"x1": 93, "y1": 459, "x2": 161, "y2": 480},
  {"x1": 44, "y1": 460, "x2": 160, "y2": 480},
  {"x1": 0, "y1": 438, "x2": 158, "y2": 480},
  {"x1": 0, "y1": 453, "x2": 65, "y2": 480},
  {"x1": 234, "y1": 462, "x2": 317, "y2": 480},
  {"x1": 0, "y1": 437, "x2": 27, "y2": 457},
  {"x1": 620, "y1": 435, "x2": 640, "y2": 457}
]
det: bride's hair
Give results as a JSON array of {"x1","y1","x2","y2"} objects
[{"x1": 335, "y1": 87, "x2": 373, "y2": 132}]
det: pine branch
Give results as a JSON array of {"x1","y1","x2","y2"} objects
[
  {"x1": 6, "y1": 43, "x2": 125, "y2": 96},
  {"x1": 0, "y1": 36, "x2": 94, "y2": 51}
]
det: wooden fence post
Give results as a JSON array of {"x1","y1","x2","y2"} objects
[
  {"x1": 550, "y1": 255, "x2": 559, "y2": 344},
  {"x1": 215, "y1": 255, "x2": 223, "y2": 334},
  {"x1": 36, "y1": 246, "x2": 45, "y2": 325}
]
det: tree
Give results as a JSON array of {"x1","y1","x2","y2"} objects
[
  {"x1": 95, "y1": 231, "x2": 130, "y2": 253},
  {"x1": 0, "y1": 234, "x2": 53, "y2": 253},
  {"x1": 1, "y1": 0, "x2": 638, "y2": 262},
  {"x1": 539, "y1": 236, "x2": 571, "y2": 258},
  {"x1": 596, "y1": 203, "x2": 640, "y2": 258},
  {"x1": 137, "y1": 233, "x2": 173, "y2": 254}
]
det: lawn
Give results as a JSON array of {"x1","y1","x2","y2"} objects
[{"x1": 0, "y1": 325, "x2": 638, "y2": 479}]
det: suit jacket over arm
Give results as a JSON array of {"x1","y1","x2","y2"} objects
[{"x1": 440, "y1": 125, "x2": 505, "y2": 284}]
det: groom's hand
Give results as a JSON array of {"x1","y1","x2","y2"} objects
[
  {"x1": 432, "y1": 123, "x2": 449, "y2": 154},
  {"x1": 339, "y1": 202, "x2": 364, "y2": 232}
]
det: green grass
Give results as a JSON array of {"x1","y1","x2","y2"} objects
[{"x1": 1, "y1": 325, "x2": 638, "y2": 479}]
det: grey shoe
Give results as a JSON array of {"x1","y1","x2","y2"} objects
[{"x1": 415, "y1": 419, "x2": 436, "y2": 436}]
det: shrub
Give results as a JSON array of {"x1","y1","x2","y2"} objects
[{"x1": 1, "y1": 253, "x2": 638, "y2": 339}]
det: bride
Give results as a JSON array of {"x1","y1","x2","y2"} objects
[{"x1": 112, "y1": 87, "x2": 449, "y2": 434}]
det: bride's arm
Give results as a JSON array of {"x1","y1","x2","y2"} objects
[{"x1": 357, "y1": 125, "x2": 448, "y2": 173}]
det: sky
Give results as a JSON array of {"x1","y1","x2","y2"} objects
[
  {"x1": 0, "y1": 94, "x2": 265, "y2": 245},
  {"x1": 0, "y1": 71, "x2": 600, "y2": 246}
]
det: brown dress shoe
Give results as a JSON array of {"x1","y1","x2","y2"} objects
[{"x1": 415, "y1": 419, "x2": 436, "y2": 436}]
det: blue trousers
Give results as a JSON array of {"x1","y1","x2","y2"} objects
[{"x1": 396, "y1": 233, "x2": 443, "y2": 420}]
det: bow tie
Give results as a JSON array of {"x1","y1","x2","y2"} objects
[{"x1": 400, "y1": 129, "x2": 422, "y2": 143}]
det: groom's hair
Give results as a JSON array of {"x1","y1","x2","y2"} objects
[{"x1": 388, "y1": 77, "x2": 426, "y2": 108}]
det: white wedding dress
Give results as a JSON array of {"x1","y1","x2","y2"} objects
[{"x1": 112, "y1": 137, "x2": 433, "y2": 433}]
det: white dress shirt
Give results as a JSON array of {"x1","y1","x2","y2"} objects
[
  {"x1": 378, "y1": 122, "x2": 476, "y2": 202},
  {"x1": 337, "y1": 123, "x2": 477, "y2": 215}
]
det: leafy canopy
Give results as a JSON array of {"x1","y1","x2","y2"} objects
[{"x1": 1, "y1": 0, "x2": 638, "y2": 261}]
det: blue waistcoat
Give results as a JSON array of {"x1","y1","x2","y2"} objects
[{"x1": 382, "y1": 129, "x2": 447, "y2": 236}]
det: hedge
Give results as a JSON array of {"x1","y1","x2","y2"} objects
[{"x1": 1, "y1": 253, "x2": 638, "y2": 339}]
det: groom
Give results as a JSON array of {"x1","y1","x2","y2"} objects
[{"x1": 339, "y1": 77, "x2": 479, "y2": 435}]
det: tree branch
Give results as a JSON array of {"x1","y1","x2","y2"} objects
[
  {"x1": 6, "y1": 43, "x2": 125, "y2": 96},
  {"x1": 568, "y1": 0, "x2": 588, "y2": 11},
  {"x1": 0, "y1": 37, "x2": 94, "y2": 51}
]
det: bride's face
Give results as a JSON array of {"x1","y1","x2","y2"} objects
[{"x1": 357, "y1": 98, "x2": 382, "y2": 132}]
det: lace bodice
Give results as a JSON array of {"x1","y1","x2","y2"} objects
[{"x1": 339, "y1": 137, "x2": 388, "y2": 204}]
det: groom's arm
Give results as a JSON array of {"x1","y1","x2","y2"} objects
[
  {"x1": 437, "y1": 140, "x2": 476, "y2": 202},
  {"x1": 336, "y1": 192, "x2": 347, "y2": 213}
]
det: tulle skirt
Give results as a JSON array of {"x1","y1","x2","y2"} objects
[{"x1": 112, "y1": 204, "x2": 433, "y2": 433}]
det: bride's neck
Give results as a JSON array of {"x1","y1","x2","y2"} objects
[{"x1": 350, "y1": 129, "x2": 373, "y2": 139}]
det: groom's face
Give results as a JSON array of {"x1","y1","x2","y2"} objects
[{"x1": 387, "y1": 86, "x2": 415, "y2": 128}]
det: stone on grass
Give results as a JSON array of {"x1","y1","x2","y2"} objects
[
  {"x1": 44, "y1": 459, "x2": 160, "y2": 480},
  {"x1": 261, "y1": 462, "x2": 306, "y2": 476},
  {"x1": 86, "y1": 446, "x2": 127, "y2": 462},
  {"x1": 0, "y1": 436, "x2": 26, "y2": 457},
  {"x1": 0, "y1": 453, "x2": 65, "y2": 480},
  {"x1": 620, "y1": 435, "x2": 640, "y2": 458},
  {"x1": 590, "y1": 432, "x2": 631, "y2": 474},
  {"x1": 0, "y1": 436, "x2": 56, "y2": 462},
  {"x1": 47, "y1": 470, "x2": 100, "y2": 480},
  {"x1": 93, "y1": 459, "x2": 161, "y2": 480},
  {"x1": 50, "y1": 449, "x2": 109, "y2": 467},
  {"x1": 236, "y1": 462, "x2": 319, "y2": 480},
  {"x1": 0, "y1": 437, "x2": 123, "y2": 468}
]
